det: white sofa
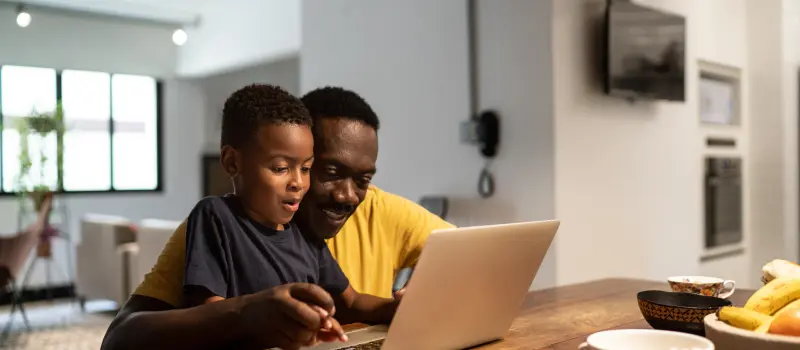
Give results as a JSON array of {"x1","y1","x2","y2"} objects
[
  {"x1": 75, "y1": 214, "x2": 138, "y2": 308},
  {"x1": 132, "y1": 218, "x2": 182, "y2": 290}
]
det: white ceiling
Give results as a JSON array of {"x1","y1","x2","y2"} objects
[{"x1": 1, "y1": 0, "x2": 209, "y2": 25}]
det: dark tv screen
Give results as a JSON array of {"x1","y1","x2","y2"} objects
[{"x1": 604, "y1": 1, "x2": 686, "y2": 101}]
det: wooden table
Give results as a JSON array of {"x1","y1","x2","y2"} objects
[{"x1": 347, "y1": 278, "x2": 754, "y2": 349}]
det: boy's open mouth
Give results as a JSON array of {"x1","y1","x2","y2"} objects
[{"x1": 282, "y1": 199, "x2": 301, "y2": 212}]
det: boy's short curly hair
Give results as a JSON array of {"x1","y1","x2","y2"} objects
[
  {"x1": 220, "y1": 84, "x2": 312, "y2": 148},
  {"x1": 301, "y1": 86, "x2": 379, "y2": 130}
]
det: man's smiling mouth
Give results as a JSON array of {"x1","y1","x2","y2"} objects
[{"x1": 322, "y1": 208, "x2": 349, "y2": 222}]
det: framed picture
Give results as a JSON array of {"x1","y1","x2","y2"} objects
[{"x1": 201, "y1": 155, "x2": 233, "y2": 197}]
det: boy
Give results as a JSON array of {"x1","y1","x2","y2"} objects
[{"x1": 183, "y1": 84, "x2": 399, "y2": 348}]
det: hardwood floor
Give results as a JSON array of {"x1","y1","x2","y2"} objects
[{"x1": 0, "y1": 298, "x2": 114, "y2": 349}]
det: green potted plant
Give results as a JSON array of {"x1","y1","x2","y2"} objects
[{"x1": 15, "y1": 101, "x2": 65, "y2": 257}]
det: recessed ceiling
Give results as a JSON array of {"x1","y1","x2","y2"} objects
[{"x1": 0, "y1": 0, "x2": 210, "y2": 25}]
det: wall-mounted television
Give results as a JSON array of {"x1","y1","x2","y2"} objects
[{"x1": 603, "y1": 0, "x2": 686, "y2": 102}]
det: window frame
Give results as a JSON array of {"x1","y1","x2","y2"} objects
[{"x1": 0, "y1": 65, "x2": 165, "y2": 196}]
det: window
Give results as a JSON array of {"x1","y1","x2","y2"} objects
[
  {"x1": 62, "y1": 70, "x2": 111, "y2": 191},
  {"x1": 111, "y1": 74, "x2": 159, "y2": 191},
  {"x1": 0, "y1": 65, "x2": 162, "y2": 194},
  {"x1": 1, "y1": 66, "x2": 57, "y2": 192}
]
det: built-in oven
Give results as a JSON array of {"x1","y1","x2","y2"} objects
[{"x1": 704, "y1": 157, "x2": 743, "y2": 248}]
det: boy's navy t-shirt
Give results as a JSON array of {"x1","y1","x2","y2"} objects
[{"x1": 183, "y1": 195, "x2": 350, "y2": 300}]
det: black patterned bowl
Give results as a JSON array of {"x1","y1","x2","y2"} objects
[{"x1": 637, "y1": 290, "x2": 732, "y2": 336}]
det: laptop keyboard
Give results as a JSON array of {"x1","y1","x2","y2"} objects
[{"x1": 334, "y1": 338, "x2": 384, "y2": 350}]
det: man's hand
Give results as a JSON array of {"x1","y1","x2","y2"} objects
[
  {"x1": 393, "y1": 288, "x2": 406, "y2": 301},
  {"x1": 334, "y1": 286, "x2": 401, "y2": 325},
  {"x1": 239, "y1": 283, "x2": 346, "y2": 350}
]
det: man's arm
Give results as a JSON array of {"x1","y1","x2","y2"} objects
[
  {"x1": 101, "y1": 294, "x2": 248, "y2": 350},
  {"x1": 333, "y1": 286, "x2": 399, "y2": 325},
  {"x1": 316, "y1": 235, "x2": 398, "y2": 325}
]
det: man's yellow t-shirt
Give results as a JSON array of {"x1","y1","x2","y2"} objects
[{"x1": 133, "y1": 185, "x2": 455, "y2": 306}]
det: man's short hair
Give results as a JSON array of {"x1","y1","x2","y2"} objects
[
  {"x1": 301, "y1": 86, "x2": 380, "y2": 130},
  {"x1": 221, "y1": 84, "x2": 311, "y2": 148}
]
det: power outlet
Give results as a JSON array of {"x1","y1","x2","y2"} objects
[{"x1": 459, "y1": 120, "x2": 480, "y2": 144}]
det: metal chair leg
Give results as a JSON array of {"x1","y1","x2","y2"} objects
[
  {"x1": 0, "y1": 287, "x2": 30, "y2": 346},
  {"x1": 12, "y1": 296, "x2": 30, "y2": 331},
  {"x1": 0, "y1": 320, "x2": 9, "y2": 345},
  {"x1": 1, "y1": 289, "x2": 15, "y2": 340},
  {"x1": 2, "y1": 301, "x2": 15, "y2": 337},
  {"x1": 9, "y1": 281, "x2": 30, "y2": 331}
]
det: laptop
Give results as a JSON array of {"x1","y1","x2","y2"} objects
[{"x1": 305, "y1": 219, "x2": 560, "y2": 350}]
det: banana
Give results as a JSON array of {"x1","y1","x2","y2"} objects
[
  {"x1": 744, "y1": 276, "x2": 800, "y2": 315},
  {"x1": 718, "y1": 306, "x2": 773, "y2": 330},
  {"x1": 747, "y1": 295, "x2": 800, "y2": 333},
  {"x1": 755, "y1": 319, "x2": 772, "y2": 333}
]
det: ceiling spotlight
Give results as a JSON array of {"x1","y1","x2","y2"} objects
[
  {"x1": 172, "y1": 29, "x2": 187, "y2": 46},
  {"x1": 16, "y1": 5, "x2": 31, "y2": 28}
]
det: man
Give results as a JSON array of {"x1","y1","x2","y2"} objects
[{"x1": 101, "y1": 86, "x2": 454, "y2": 350}]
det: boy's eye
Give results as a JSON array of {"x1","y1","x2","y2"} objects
[
  {"x1": 301, "y1": 167, "x2": 311, "y2": 173},
  {"x1": 271, "y1": 167, "x2": 289, "y2": 173}
]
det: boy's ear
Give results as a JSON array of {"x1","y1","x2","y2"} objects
[{"x1": 220, "y1": 145, "x2": 240, "y2": 178}]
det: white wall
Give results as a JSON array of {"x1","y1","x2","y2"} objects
[
  {"x1": 176, "y1": 0, "x2": 300, "y2": 78},
  {"x1": 0, "y1": 9, "x2": 206, "y2": 288},
  {"x1": 301, "y1": 0, "x2": 474, "y2": 202},
  {"x1": 0, "y1": 6, "x2": 176, "y2": 77},
  {"x1": 301, "y1": 0, "x2": 557, "y2": 289},
  {"x1": 474, "y1": 0, "x2": 555, "y2": 289},
  {"x1": 781, "y1": 0, "x2": 800, "y2": 268},
  {"x1": 196, "y1": 57, "x2": 300, "y2": 151},
  {"x1": 746, "y1": 0, "x2": 790, "y2": 284},
  {"x1": 553, "y1": 0, "x2": 755, "y2": 286}
]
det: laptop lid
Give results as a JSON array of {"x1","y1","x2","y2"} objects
[{"x1": 380, "y1": 220, "x2": 560, "y2": 350}]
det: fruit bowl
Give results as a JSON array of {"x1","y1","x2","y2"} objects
[{"x1": 705, "y1": 314, "x2": 800, "y2": 350}]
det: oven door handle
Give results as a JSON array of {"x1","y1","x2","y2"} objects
[{"x1": 706, "y1": 176, "x2": 741, "y2": 187}]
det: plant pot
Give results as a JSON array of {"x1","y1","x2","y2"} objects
[
  {"x1": 30, "y1": 190, "x2": 53, "y2": 212},
  {"x1": 36, "y1": 240, "x2": 52, "y2": 258}
]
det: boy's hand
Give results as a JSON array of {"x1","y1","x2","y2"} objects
[
  {"x1": 311, "y1": 307, "x2": 348, "y2": 345},
  {"x1": 239, "y1": 283, "x2": 337, "y2": 350}
]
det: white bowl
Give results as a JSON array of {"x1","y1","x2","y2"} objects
[
  {"x1": 704, "y1": 314, "x2": 800, "y2": 350},
  {"x1": 580, "y1": 329, "x2": 714, "y2": 350}
]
